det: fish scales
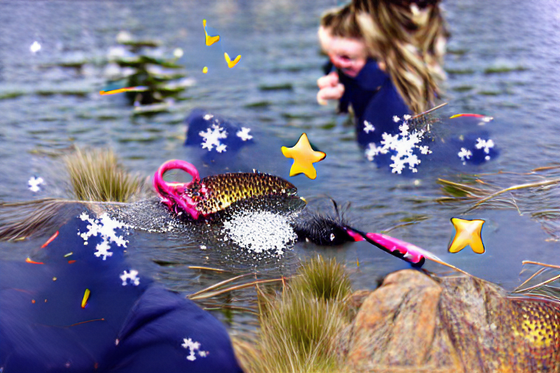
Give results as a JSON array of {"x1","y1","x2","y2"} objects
[{"x1": 189, "y1": 173, "x2": 297, "y2": 216}]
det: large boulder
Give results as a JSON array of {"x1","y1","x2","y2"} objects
[{"x1": 344, "y1": 270, "x2": 560, "y2": 372}]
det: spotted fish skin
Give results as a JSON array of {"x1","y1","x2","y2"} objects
[
  {"x1": 509, "y1": 299, "x2": 560, "y2": 370},
  {"x1": 188, "y1": 172, "x2": 298, "y2": 217},
  {"x1": 438, "y1": 277, "x2": 560, "y2": 372},
  {"x1": 153, "y1": 160, "x2": 301, "y2": 220},
  {"x1": 346, "y1": 271, "x2": 560, "y2": 372}
]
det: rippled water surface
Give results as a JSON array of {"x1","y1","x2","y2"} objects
[{"x1": 2, "y1": 0, "x2": 560, "y2": 329}]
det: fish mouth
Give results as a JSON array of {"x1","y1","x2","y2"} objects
[{"x1": 285, "y1": 187, "x2": 298, "y2": 197}]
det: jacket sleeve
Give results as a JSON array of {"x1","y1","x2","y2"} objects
[
  {"x1": 107, "y1": 286, "x2": 244, "y2": 373},
  {"x1": 356, "y1": 60, "x2": 389, "y2": 91}
]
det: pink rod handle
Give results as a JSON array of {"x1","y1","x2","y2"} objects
[
  {"x1": 345, "y1": 228, "x2": 426, "y2": 266},
  {"x1": 365, "y1": 233, "x2": 425, "y2": 264},
  {"x1": 153, "y1": 160, "x2": 201, "y2": 220}
]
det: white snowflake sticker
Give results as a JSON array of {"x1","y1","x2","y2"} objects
[
  {"x1": 199, "y1": 124, "x2": 228, "y2": 152},
  {"x1": 28, "y1": 176, "x2": 44, "y2": 192},
  {"x1": 364, "y1": 117, "x2": 431, "y2": 174},
  {"x1": 94, "y1": 240, "x2": 113, "y2": 260},
  {"x1": 78, "y1": 212, "x2": 129, "y2": 260},
  {"x1": 458, "y1": 147, "x2": 472, "y2": 165},
  {"x1": 475, "y1": 138, "x2": 495, "y2": 154},
  {"x1": 363, "y1": 121, "x2": 375, "y2": 134},
  {"x1": 120, "y1": 269, "x2": 140, "y2": 286},
  {"x1": 236, "y1": 127, "x2": 253, "y2": 141},
  {"x1": 182, "y1": 338, "x2": 209, "y2": 361}
]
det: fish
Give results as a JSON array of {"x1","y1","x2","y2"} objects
[{"x1": 153, "y1": 159, "x2": 304, "y2": 220}]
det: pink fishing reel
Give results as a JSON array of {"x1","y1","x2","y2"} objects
[{"x1": 153, "y1": 160, "x2": 203, "y2": 220}]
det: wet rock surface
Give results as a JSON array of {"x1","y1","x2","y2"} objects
[{"x1": 344, "y1": 270, "x2": 560, "y2": 373}]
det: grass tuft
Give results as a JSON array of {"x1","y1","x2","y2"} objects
[
  {"x1": 291, "y1": 255, "x2": 352, "y2": 302},
  {"x1": 64, "y1": 148, "x2": 144, "y2": 202},
  {"x1": 234, "y1": 256, "x2": 352, "y2": 373}
]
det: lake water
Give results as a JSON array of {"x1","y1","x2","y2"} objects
[{"x1": 2, "y1": 0, "x2": 560, "y2": 330}]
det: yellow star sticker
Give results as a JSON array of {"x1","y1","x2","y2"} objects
[
  {"x1": 281, "y1": 133, "x2": 326, "y2": 180},
  {"x1": 448, "y1": 217, "x2": 486, "y2": 254}
]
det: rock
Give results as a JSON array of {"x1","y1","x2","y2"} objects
[{"x1": 344, "y1": 270, "x2": 560, "y2": 372}]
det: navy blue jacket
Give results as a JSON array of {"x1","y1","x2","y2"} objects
[
  {"x1": 335, "y1": 59, "x2": 412, "y2": 145},
  {"x1": 0, "y1": 211, "x2": 243, "y2": 373},
  {"x1": 324, "y1": 60, "x2": 498, "y2": 170}
]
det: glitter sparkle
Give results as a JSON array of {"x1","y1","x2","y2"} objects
[
  {"x1": 222, "y1": 210, "x2": 297, "y2": 257},
  {"x1": 30, "y1": 41, "x2": 41, "y2": 53}
]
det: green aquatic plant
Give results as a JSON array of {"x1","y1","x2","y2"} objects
[
  {"x1": 258, "y1": 83, "x2": 293, "y2": 91},
  {"x1": 234, "y1": 256, "x2": 352, "y2": 373},
  {"x1": 65, "y1": 148, "x2": 145, "y2": 203},
  {"x1": 451, "y1": 85, "x2": 474, "y2": 92},
  {"x1": 106, "y1": 32, "x2": 191, "y2": 114},
  {"x1": 444, "y1": 68, "x2": 475, "y2": 75},
  {"x1": 484, "y1": 65, "x2": 527, "y2": 74}
]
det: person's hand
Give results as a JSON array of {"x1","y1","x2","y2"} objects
[
  {"x1": 317, "y1": 71, "x2": 339, "y2": 89},
  {"x1": 317, "y1": 72, "x2": 344, "y2": 105}
]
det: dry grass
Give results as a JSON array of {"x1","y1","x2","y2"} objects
[
  {"x1": 290, "y1": 255, "x2": 352, "y2": 302},
  {"x1": 233, "y1": 256, "x2": 352, "y2": 373},
  {"x1": 436, "y1": 167, "x2": 560, "y2": 240},
  {"x1": 0, "y1": 198, "x2": 72, "y2": 241},
  {"x1": 0, "y1": 148, "x2": 145, "y2": 241},
  {"x1": 64, "y1": 147, "x2": 145, "y2": 202}
]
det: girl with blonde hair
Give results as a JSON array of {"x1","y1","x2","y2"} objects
[{"x1": 317, "y1": 0, "x2": 449, "y2": 144}]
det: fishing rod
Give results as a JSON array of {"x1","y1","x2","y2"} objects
[{"x1": 154, "y1": 159, "x2": 467, "y2": 274}]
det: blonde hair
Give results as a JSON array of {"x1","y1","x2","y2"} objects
[{"x1": 321, "y1": 0, "x2": 449, "y2": 114}]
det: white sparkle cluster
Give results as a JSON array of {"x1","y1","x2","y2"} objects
[
  {"x1": 457, "y1": 138, "x2": 495, "y2": 164},
  {"x1": 78, "y1": 212, "x2": 129, "y2": 260},
  {"x1": 457, "y1": 148, "x2": 472, "y2": 164},
  {"x1": 364, "y1": 116, "x2": 431, "y2": 174},
  {"x1": 221, "y1": 210, "x2": 297, "y2": 257},
  {"x1": 475, "y1": 138, "x2": 495, "y2": 161}
]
